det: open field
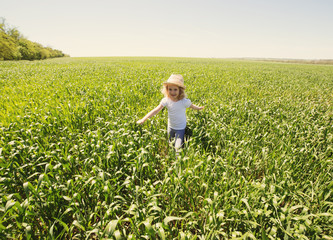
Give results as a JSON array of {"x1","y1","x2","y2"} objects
[
  {"x1": 237, "y1": 58, "x2": 333, "y2": 65},
  {"x1": 0, "y1": 57, "x2": 332, "y2": 239}
]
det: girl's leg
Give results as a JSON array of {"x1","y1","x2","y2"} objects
[
  {"x1": 174, "y1": 129, "x2": 185, "y2": 150},
  {"x1": 168, "y1": 127, "x2": 185, "y2": 152},
  {"x1": 168, "y1": 127, "x2": 175, "y2": 143}
]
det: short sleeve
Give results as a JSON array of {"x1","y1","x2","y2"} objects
[
  {"x1": 184, "y1": 98, "x2": 192, "y2": 108},
  {"x1": 160, "y1": 97, "x2": 168, "y2": 107}
]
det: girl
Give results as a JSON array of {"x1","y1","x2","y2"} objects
[{"x1": 137, "y1": 74, "x2": 204, "y2": 150}]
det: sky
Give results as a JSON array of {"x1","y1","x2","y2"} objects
[{"x1": 1, "y1": 0, "x2": 333, "y2": 59}]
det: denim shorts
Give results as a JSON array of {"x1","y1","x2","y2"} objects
[{"x1": 168, "y1": 127, "x2": 185, "y2": 150}]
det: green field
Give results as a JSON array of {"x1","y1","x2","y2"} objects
[{"x1": 0, "y1": 57, "x2": 332, "y2": 239}]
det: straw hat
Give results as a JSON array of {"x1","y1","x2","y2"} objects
[{"x1": 163, "y1": 74, "x2": 186, "y2": 89}]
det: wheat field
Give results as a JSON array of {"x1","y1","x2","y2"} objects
[{"x1": 0, "y1": 57, "x2": 332, "y2": 239}]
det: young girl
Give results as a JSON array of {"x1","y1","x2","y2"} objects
[{"x1": 137, "y1": 74, "x2": 204, "y2": 150}]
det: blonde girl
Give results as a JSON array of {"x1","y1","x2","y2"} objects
[{"x1": 137, "y1": 74, "x2": 204, "y2": 150}]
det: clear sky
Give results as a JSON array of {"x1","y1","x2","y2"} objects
[{"x1": 1, "y1": 0, "x2": 333, "y2": 59}]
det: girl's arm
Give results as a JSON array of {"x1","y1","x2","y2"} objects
[
  {"x1": 137, "y1": 104, "x2": 164, "y2": 124},
  {"x1": 190, "y1": 104, "x2": 204, "y2": 111}
]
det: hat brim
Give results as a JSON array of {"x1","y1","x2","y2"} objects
[{"x1": 163, "y1": 82, "x2": 186, "y2": 89}]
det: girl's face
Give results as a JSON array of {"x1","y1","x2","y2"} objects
[{"x1": 167, "y1": 84, "x2": 180, "y2": 101}]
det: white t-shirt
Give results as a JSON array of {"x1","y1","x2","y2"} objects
[{"x1": 160, "y1": 97, "x2": 192, "y2": 130}]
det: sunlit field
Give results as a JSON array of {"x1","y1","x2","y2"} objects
[{"x1": 1, "y1": 57, "x2": 332, "y2": 239}]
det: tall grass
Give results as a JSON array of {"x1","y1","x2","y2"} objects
[{"x1": 0, "y1": 57, "x2": 332, "y2": 239}]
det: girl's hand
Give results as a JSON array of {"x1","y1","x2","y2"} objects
[
  {"x1": 190, "y1": 104, "x2": 204, "y2": 111},
  {"x1": 137, "y1": 119, "x2": 144, "y2": 125},
  {"x1": 136, "y1": 104, "x2": 164, "y2": 125}
]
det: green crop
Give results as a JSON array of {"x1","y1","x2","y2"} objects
[{"x1": 0, "y1": 57, "x2": 332, "y2": 239}]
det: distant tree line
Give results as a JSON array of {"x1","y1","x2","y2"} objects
[{"x1": 0, "y1": 18, "x2": 69, "y2": 61}]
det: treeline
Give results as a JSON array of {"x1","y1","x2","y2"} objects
[{"x1": 0, "y1": 19, "x2": 69, "y2": 60}]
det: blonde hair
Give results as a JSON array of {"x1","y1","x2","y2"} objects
[{"x1": 161, "y1": 84, "x2": 186, "y2": 100}]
